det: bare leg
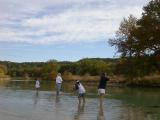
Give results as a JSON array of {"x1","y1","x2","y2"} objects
[
  {"x1": 99, "y1": 94, "x2": 104, "y2": 113},
  {"x1": 97, "y1": 94, "x2": 105, "y2": 120},
  {"x1": 56, "y1": 84, "x2": 60, "y2": 96},
  {"x1": 97, "y1": 104, "x2": 104, "y2": 120}
]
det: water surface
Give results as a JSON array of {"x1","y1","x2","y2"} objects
[{"x1": 0, "y1": 80, "x2": 159, "y2": 120}]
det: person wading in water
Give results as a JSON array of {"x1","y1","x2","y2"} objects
[
  {"x1": 97, "y1": 73, "x2": 109, "y2": 119},
  {"x1": 56, "y1": 73, "x2": 63, "y2": 95},
  {"x1": 74, "y1": 80, "x2": 86, "y2": 105}
]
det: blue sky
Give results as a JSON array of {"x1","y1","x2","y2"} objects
[{"x1": 0, "y1": 0, "x2": 149, "y2": 62}]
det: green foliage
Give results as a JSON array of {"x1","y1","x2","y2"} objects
[
  {"x1": 109, "y1": 15, "x2": 138, "y2": 57},
  {"x1": 59, "y1": 58, "x2": 117, "y2": 76},
  {"x1": 77, "y1": 59, "x2": 109, "y2": 75},
  {"x1": 133, "y1": 0, "x2": 160, "y2": 56},
  {"x1": 0, "y1": 64, "x2": 7, "y2": 76},
  {"x1": 0, "y1": 58, "x2": 117, "y2": 80},
  {"x1": 109, "y1": 0, "x2": 160, "y2": 78},
  {"x1": 41, "y1": 61, "x2": 59, "y2": 80}
]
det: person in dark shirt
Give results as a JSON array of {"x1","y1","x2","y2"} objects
[{"x1": 98, "y1": 73, "x2": 109, "y2": 109}]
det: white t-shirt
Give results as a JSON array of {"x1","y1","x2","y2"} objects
[
  {"x1": 35, "y1": 80, "x2": 40, "y2": 88},
  {"x1": 78, "y1": 83, "x2": 85, "y2": 94},
  {"x1": 56, "y1": 76, "x2": 63, "y2": 84}
]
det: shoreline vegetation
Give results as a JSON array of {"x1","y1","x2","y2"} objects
[
  {"x1": 0, "y1": 57, "x2": 160, "y2": 87},
  {"x1": 62, "y1": 74, "x2": 160, "y2": 87},
  {"x1": 1, "y1": 74, "x2": 160, "y2": 87},
  {"x1": 0, "y1": 76, "x2": 11, "y2": 81}
]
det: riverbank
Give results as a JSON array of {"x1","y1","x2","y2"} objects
[
  {"x1": 3, "y1": 74, "x2": 160, "y2": 87},
  {"x1": 125, "y1": 75, "x2": 160, "y2": 87},
  {"x1": 0, "y1": 76, "x2": 11, "y2": 80},
  {"x1": 63, "y1": 74, "x2": 160, "y2": 87}
]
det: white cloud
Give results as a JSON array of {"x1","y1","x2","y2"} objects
[{"x1": 0, "y1": 0, "x2": 149, "y2": 44}]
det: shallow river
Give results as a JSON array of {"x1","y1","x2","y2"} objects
[{"x1": 0, "y1": 80, "x2": 160, "y2": 120}]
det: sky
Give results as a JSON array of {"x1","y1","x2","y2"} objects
[{"x1": 0, "y1": 0, "x2": 149, "y2": 62}]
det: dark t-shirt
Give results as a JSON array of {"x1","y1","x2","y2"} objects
[{"x1": 98, "y1": 76, "x2": 109, "y2": 89}]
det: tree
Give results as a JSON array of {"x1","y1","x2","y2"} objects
[
  {"x1": 108, "y1": 0, "x2": 160, "y2": 78},
  {"x1": 41, "y1": 61, "x2": 59, "y2": 80},
  {"x1": 78, "y1": 59, "x2": 109, "y2": 75},
  {"x1": 133, "y1": 0, "x2": 160, "y2": 71},
  {"x1": 134, "y1": 0, "x2": 160, "y2": 56},
  {"x1": 0, "y1": 64, "x2": 7, "y2": 76},
  {"x1": 109, "y1": 15, "x2": 138, "y2": 57}
]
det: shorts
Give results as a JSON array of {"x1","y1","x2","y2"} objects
[
  {"x1": 56, "y1": 83, "x2": 62, "y2": 92},
  {"x1": 78, "y1": 93, "x2": 85, "y2": 98},
  {"x1": 98, "y1": 89, "x2": 105, "y2": 94},
  {"x1": 35, "y1": 84, "x2": 40, "y2": 89}
]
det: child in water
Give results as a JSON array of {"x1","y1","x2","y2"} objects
[
  {"x1": 35, "y1": 79, "x2": 40, "y2": 91},
  {"x1": 74, "y1": 80, "x2": 86, "y2": 105}
]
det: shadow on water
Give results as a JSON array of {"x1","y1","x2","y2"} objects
[
  {"x1": 33, "y1": 91, "x2": 39, "y2": 107},
  {"x1": 97, "y1": 104, "x2": 105, "y2": 120},
  {"x1": 74, "y1": 103, "x2": 85, "y2": 120}
]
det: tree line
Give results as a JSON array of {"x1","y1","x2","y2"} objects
[{"x1": 0, "y1": 58, "x2": 118, "y2": 80}]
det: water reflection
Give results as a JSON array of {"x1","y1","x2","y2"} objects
[
  {"x1": 74, "y1": 103, "x2": 85, "y2": 120},
  {"x1": 33, "y1": 91, "x2": 39, "y2": 107},
  {"x1": 0, "y1": 80, "x2": 160, "y2": 120},
  {"x1": 97, "y1": 95, "x2": 105, "y2": 120},
  {"x1": 55, "y1": 94, "x2": 60, "y2": 103},
  {"x1": 0, "y1": 80, "x2": 10, "y2": 87},
  {"x1": 97, "y1": 104, "x2": 105, "y2": 120}
]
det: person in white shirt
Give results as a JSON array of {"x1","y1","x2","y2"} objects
[
  {"x1": 56, "y1": 73, "x2": 63, "y2": 95},
  {"x1": 35, "y1": 79, "x2": 40, "y2": 91},
  {"x1": 74, "y1": 80, "x2": 86, "y2": 105}
]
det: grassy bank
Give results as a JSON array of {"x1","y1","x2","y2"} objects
[
  {"x1": 0, "y1": 76, "x2": 11, "y2": 80},
  {"x1": 6, "y1": 74, "x2": 160, "y2": 87},
  {"x1": 63, "y1": 74, "x2": 160, "y2": 87},
  {"x1": 63, "y1": 74, "x2": 99, "y2": 81},
  {"x1": 125, "y1": 75, "x2": 160, "y2": 87}
]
